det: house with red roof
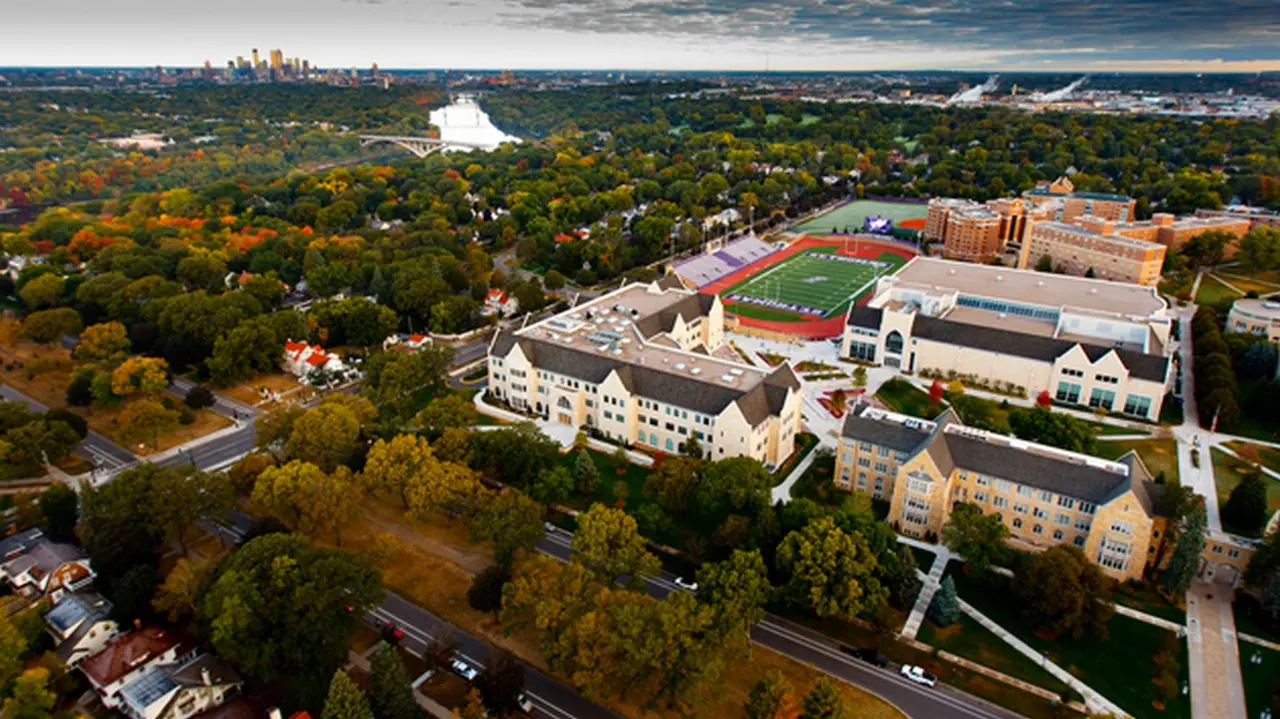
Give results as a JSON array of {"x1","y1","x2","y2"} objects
[
  {"x1": 281, "y1": 340, "x2": 352, "y2": 385},
  {"x1": 483, "y1": 288, "x2": 519, "y2": 318},
  {"x1": 80, "y1": 627, "x2": 196, "y2": 710}
]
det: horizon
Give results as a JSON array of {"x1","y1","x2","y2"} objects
[{"x1": 5, "y1": 65, "x2": 1280, "y2": 76}]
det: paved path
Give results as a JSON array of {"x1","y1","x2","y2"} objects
[
  {"x1": 899, "y1": 547, "x2": 951, "y2": 640},
  {"x1": 1187, "y1": 583, "x2": 1248, "y2": 719},
  {"x1": 771, "y1": 443, "x2": 819, "y2": 503}
]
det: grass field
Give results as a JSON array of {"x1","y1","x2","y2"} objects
[
  {"x1": 792, "y1": 199, "x2": 927, "y2": 235},
  {"x1": 1211, "y1": 447, "x2": 1280, "y2": 537},
  {"x1": 723, "y1": 247, "x2": 904, "y2": 319}
]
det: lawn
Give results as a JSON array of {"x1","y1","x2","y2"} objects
[
  {"x1": 875, "y1": 377, "x2": 945, "y2": 419},
  {"x1": 1239, "y1": 643, "x2": 1280, "y2": 718},
  {"x1": 1210, "y1": 448, "x2": 1280, "y2": 537},
  {"x1": 1110, "y1": 582, "x2": 1186, "y2": 624},
  {"x1": 790, "y1": 453, "x2": 843, "y2": 506},
  {"x1": 1225, "y1": 440, "x2": 1280, "y2": 476},
  {"x1": 1234, "y1": 591, "x2": 1280, "y2": 644},
  {"x1": 222, "y1": 372, "x2": 306, "y2": 409},
  {"x1": 556, "y1": 446, "x2": 653, "y2": 513},
  {"x1": 791, "y1": 200, "x2": 927, "y2": 235},
  {"x1": 1093, "y1": 438, "x2": 1181, "y2": 485},
  {"x1": 948, "y1": 569, "x2": 1192, "y2": 719},
  {"x1": 1194, "y1": 275, "x2": 1244, "y2": 313},
  {"x1": 916, "y1": 612, "x2": 1072, "y2": 696},
  {"x1": 1215, "y1": 272, "x2": 1280, "y2": 295}
]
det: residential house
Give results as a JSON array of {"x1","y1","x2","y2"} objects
[
  {"x1": 0, "y1": 527, "x2": 45, "y2": 561},
  {"x1": 81, "y1": 627, "x2": 195, "y2": 710},
  {"x1": 1, "y1": 541, "x2": 95, "y2": 597},
  {"x1": 281, "y1": 340, "x2": 352, "y2": 385},
  {"x1": 45, "y1": 592, "x2": 119, "y2": 667},
  {"x1": 119, "y1": 654, "x2": 242, "y2": 719},
  {"x1": 482, "y1": 289, "x2": 518, "y2": 318}
]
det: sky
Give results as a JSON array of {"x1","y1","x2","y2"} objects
[{"x1": 4, "y1": 0, "x2": 1280, "y2": 72}]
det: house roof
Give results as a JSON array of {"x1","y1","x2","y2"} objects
[
  {"x1": 121, "y1": 666, "x2": 178, "y2": 714},
  {"x1": 81, "y1": 626, "x2": 181, "y2": 687},
  {"x1": 938, "y1": 429, "x2": 1133, "y2": 505},
  {"x1": 170, "y1": 653, "x2": 241, "y2": 688},
  {"x1": 5, "y1": 541, "x2": 86, "y2": 578},
  {"x1": 910, "y1": 316, "x2": 1169, "y2": 383},
  {"x1": 847, "y1": 306, "x2": 884, "y2": 328},
  {"x1": 840, "y1": 405, "x2": 933, "y2": 453},
  {"x1": 192, "y1": 698, "x2": 260, "y2": 719},
  {"x1": 0, "y1": 528, "x2": 44, "y2": 560},
  {"x1": 46, "y1": 591, "x2": 111, "y2": 635}
]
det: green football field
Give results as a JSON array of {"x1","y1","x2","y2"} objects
[
  {"x1": 791, "y1": 199, "x2": 927, "y2": 235},
  {"x1": 723, "y1": 248, "x2": 903, "y2": 319}
]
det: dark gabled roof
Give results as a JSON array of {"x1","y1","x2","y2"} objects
[
  {"x1": 940, "y1": 431, "x2": 1131, "y2": 504},
  {"x1": 634, "y1": 293, "x2": 716, "y2": 339},
  {"x1": 47, "y1": 592, "x2": 111, "y2": 635},
  {"x1": 628, "y1": 363, "x2": 749, "y2": 417},
  {"x1": 0, "y1": 528, "x2": 44, "y2": 560},
  {"x1": 736, "y1": 385, "x2": 773, "y2": 426},
  {"x1": 170, "y1": 654, "x2": 241, "y2": 688},
  {"x1": 655, "y1": 274, "x2": 686, "y2": 291},
  {"x1": 840, "y1": 405, "x2": 932, "y2": 453},
  {"x1": 847, "y1": 305, "x2": 883, "y2": 328},
  {"x1": 489, "y1": 329, "x2": 519, "y2": 359},
  {"x1": 910, "y1": 316, "x2": 1169, "y2": 383}
]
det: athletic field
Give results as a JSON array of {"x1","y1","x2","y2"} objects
[
  {"x1": 722, "y1": 245, "x2": 904, "y2": 320},
  {"x1": 792, "y1": 199, "x2": 927, "y2": 235}
]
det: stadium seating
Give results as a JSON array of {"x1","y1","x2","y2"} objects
[{"x1": 673, "y1": 236, "x2": 778, "y2": 287}]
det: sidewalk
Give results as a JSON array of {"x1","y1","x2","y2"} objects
[
  {"x1": 899, "y1": 547, "x2": 952, "y2": 640},
  {"x1": 473, "y1": 391, "x2": 654, "y2": 467},
  {"x1": 771, "y1": 444, "x2": 818, "y2": 504},
  {"x1": 1187, "y1": 583, "x2": 1248, "y2": 719}
]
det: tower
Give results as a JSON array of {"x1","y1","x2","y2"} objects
[{"x1": 252, "y1": 48, "x2": 260, "y2": 67}]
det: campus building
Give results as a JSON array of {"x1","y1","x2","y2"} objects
[
  {"x1": 486, "y1": 280, "x2": 803, "y2": 469},
  {"x1": 833, "y1": 403, "x2": 1165, "y2": 582},
  {"x1": 1227, "y1": 298, "x2": 1280, "y2": 342},
  {"x1": 1106, "y1": 213, "x2": 1250, "y2": 249},
  {"x1": 923, "y1": 198, "x2": 1052, "y2": 262},
  {"x1": 1019, "y1": 220, "x2": 1167, "y2": 286},
  {"x1": 1196, "y1": 206, "x2": 1280, "y2": 231},
  {"x1": 1022, "y1": 176, "x2": 1137, "y2": 224},
  {"x1": 841, "y1": 257, "x2": 1173, "y2": 421}
]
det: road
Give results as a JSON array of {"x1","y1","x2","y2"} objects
[
  {"x1": 535, "y1": 530, "x2": 1024, "y2": 719},
  {"x1": 0, "y1": 383, "x2": 136, "y2": 471}
]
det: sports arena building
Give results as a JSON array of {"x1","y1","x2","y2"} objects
[{"x1": 841, "y1": 257, "x2": 1173, "y2": 420}]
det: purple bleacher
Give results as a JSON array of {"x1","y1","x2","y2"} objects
[
  {"x1": 713, "y1": 250, "x2": 745, "y2": 268},
  {"x1": 673, "y1": 236, "x2": 778, "y2": 288}
]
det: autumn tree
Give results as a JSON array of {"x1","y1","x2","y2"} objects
[
  {"x1": 573, "y1": 503, "x2": 661, "y2": 588},
  {"x1": 928, "y1": 380, "x2": 944, "y2": 405},
  {"x1": 941, "y1": 502, "x2": 1009, "y2": 575},
  {"x1": 1015, "y1": 545, "x2": 1114, "y2": 639},
  {"x1": 117, "y1": 399, "x2": 180, "y2": 450},
  {"x1": 404, "y1": 460, "x2": 480, "y2": 525},
  {"x1": 75, "y1": 321, "x2": 130, "y2": 365},
  {"x1": 21, "y1": 307, "x2": 82, "y2": 345},
  {"x1": 469, "y1": 488, "x2": 545, "y2": 566},
  {"x1": 363, "y1": 434, "x2": 436, "y2": 507},
  {"x1": 19, "y1": 274, "x2": 63, "y2": 311},
  {"x1": 744, "y1": 670, "x2": 797, "y2": 719},
  {"x1": 322, "y1": 669, "x2": 371, "y2": 719},
  {"x1": 252, "y1": 460, "x2": 363, "y2": 543},
  {"x1": 800, "y1": 677, "x2": 843, "y2": 719},
  {"x1": 0, "y1": 613, "x2": 28, "y2": 696},
  {"x1": 643, "y1": 456, "x2": 700, "y2": 514},
  {"x1": 3, "y1": 668, "x2": 56, "y2": 719},
  {"x1": 286, "y1": 402, "x2": 362, "y2": 471},
  {"x1": 776, "y1": 516, "x2": 886, "y2": 619},
  {"x1": 110, "y1": 356, "x2": 170, "y2": 397},
  {"x1": 413, "y1": 394, "x2": 476, "y2": 437},
  {"x1": 696, "y1": 548, "x2": 772, "y2": 640},
  {"x1": 255, "y1": 405, "x2": 306, "y2": 454},
  {"x1": 153, "y1": 557, "x2": 213, "y2": 622}
]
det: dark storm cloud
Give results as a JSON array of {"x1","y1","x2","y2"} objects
[{"x1": 495, "y1": 0, "x2": 1280, "y2": 55}]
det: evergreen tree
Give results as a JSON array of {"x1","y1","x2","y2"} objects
[
  {"x1": 892, "y1": 544, "x2": 922, "y2": 607},
  {"x1": 744, "y1": 670, "x2": 794, "y2": 719},
  {"x1": 574, "y1": 448, "x2": 599, "y2": 495},
  {"x1": 800, "y1": 677, "x2": 843, "y2": 719},
  {"x1": 1262, "y1": 570, "x2": 1280, "y2": 620},
  {"x1": 1161, "y1": 504, "x2": 1206, "y2": 597},
  {"x1": 322, "y1": 670, "x2": 370, "y2": 719},
  {"x1": 369, "y1": 642, "x2": 422, "y2": 719},
  {"x1": 1222, "y1": 473, "x2": 1268, "y2": 534},
  {"x1": 467, "y1": 564, "x2": 511, "y2": 615},
  {"x1": 928, "y1": 576, "x2": 960, "y2": 626}
]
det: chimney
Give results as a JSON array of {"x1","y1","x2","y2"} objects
[
  {"x1": 270, "y1": 710, "x2": 283, "y2": 719},
  {"x1": 133, "y1": 618, "x2": 142, "y2": 630},
  {"x1": 201, "y1": 668, "x2": 211, "y2": 686}
]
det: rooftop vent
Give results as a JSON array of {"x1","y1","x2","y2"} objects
[
  {"x1": 730, "y1": 368, "x2": 744, "y2": 376},
  {"x1": 948, "y1": 269, "x2": 957, "y2": 275},
  {"x1": 690, "y1": 367, "x2": 702, "y2": 375},
  {"x1": 612, "y1": 348, "x2": 622, "y2": 355},
  {"x1": 1037, "y1": 280, "x2": 1045, "y2": 287},
  {"x1": 720, "y1": 375, "x2": 734, "y2": 383},
  {"x1": 1090, "y1": 288, "x2": 1098, "y2": 295},
  {"x1": 996, "y1": 275, "x2": 1004, "y2": 282},
  {"x1": 675, "y1": 363, "x2": 686, "y2": 370}
]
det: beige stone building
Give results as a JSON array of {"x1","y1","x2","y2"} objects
[
  {"x1": 487, "y1": 280, "x2": 803, "y2": 468},
  {"x1": 842, "y1": 257, "x2": 1173, "y2": 421},
  {"x1": 1227, "y1": 298, "x2": 1280, "y2": 342},
  {"x1": 1022, "y1": 176, "x2": 1137, "y2": 224},
  {"x1": 834, "y1": 403, "x2": 1166, "y2": 582},
  {"x1": 1109, "y1": 213, "x2": 1250, "y2": 249},
  {"x1": 1019, "y1": 220, "x2": 1167, "y2": 286}
]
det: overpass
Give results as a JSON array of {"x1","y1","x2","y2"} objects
[{"x1": 357, "y1": 134, "x2": 491, "y2": 157}]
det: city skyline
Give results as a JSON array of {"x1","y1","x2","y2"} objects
[{"x1": 4, "y1": 0, "x2": 1279, "y2": 73}]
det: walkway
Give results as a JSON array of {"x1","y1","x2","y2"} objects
[
  {"x1": 1187, "y1": 583, "x2": 1248, "y2": 719},
  {"x1": 771, "y1": 443, "x2": 819, "y2": 504},
  {"x1": 957, "y1": 597, "x2": 1128, "y2": 717},
  {"x1": 899, "y1": 547, "x2": 952, "y2": 640},
  {"x1": 472, "y1": 391, "x2": 654, "y2": 466}
]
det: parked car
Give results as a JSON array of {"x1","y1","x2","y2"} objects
[
  {"x1": 516, "y1": 692, "x2": 534, "y2": 715},
  {"x1": 899, "y1": 665, "x2": 937, "y2": 687},
  {"x1": 841, "y1": 646, "x2": 888, "y2": 668},
  {"x1": 450, "y1": 658, "x2": 479, "y2": 682},
  {"x1": 544, "y1": 522, "x2": 559, "y2": 533},
  {"x1": 673, "y1": 577, "x2": 698, "y2": 591}
]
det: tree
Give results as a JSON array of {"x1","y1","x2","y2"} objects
[
  {"x1": 364, "y1": 434, "x2": 437, "y2": 507},
  {"x1": 405, "y1": 460, "x2": 481, "y2": 525},
  {"x1": 368, "y1": 641, "x2": 422, "y2": 719},
  {"x1": 1036, "y1": 390, "x2": 1052, "y2": 407},
  {"x1": 3, "y1": 668, "x2": 55, "y2": 719},
  {"x1": 1015, "y1": 545, "x2": 1113, "y2": 639},
  {"x1": 109, "y1": 564, "x2": 161, "y2": 624},
  {"x1": 22, "y1": 307, "x2": 82, "y2": 345},
  {"x1": 118, "y1": 399, "x2": 180, "y2": 449},
  {"x1": 776, "y1": 516, "x2": 886, "y2": 619},
  {"x1": 888, "y1": 543, "x2": 922, "y2": 608},
  {"x1": 800, "y1": 677, "x2": 843, "y2": 719},
  {"x1": 696, "y1": 548, "x2": 772, "y2": 640},
  {"x1": 469, "y1": 488, "x2": 545, "y2": 565},
  {"x1": 1162, "y1": 503, "x2": 1206, "y2": 597},
  {"x1": 829, "y1": 389, "x2": 848, "y2": 417},
  {"x1": 574, "y1": 448, "x2": 600, "y2": 495},
  {"x1": 928, "y1": 380, "x2": 944, "y2": 405},
  {"x1": 851, "y1": 366, "x2": 867, "y2": 388},
  {"x1": 197, "y1": 534, "x2": 382, "y2": 689},
  {"x1": 286, "y1": 403, "x2": 362, "y2": 471},
  {"x1": 467, "y1": 564, "x2": 511, "y2": 615},
  {"x1": 475, "y1": 652, "x2": 525, "y2": 716},
  {"x1": 527, "y1": 465, "x2": 573, "y2": 504},
  {"x1": 65, "y1": 370, "x2": 94, "y2": 406},
  {"x1": 1008, "y1": 406, "x2": 1095, "y2": 454},
  {"x1": 19, "y1": 273, "x2": 63, "y2": 311},
  {"x1": 1233, "y1": 227, "x2": 1280, "y2": 278},
  {"x1": 928, "y1": 576, "x2": 960, "y2": 626},
  {"x1": 37, "y1": 484, "x2": 78, "y2": 543},
  {"x1": 252, "y1": 460, "x2": 362, "y2": 543},
  {"x1": 322, "y1": 670, "x2": 371, "y2": 719},
  {"x1": 1035, "y1": 254, "x2": 1054, "y2": 272},
  {"x1": 573, "y1": 503, "x2": 661, "y2": 588},
  {"x1": 941, "y1": 502, "x2": 1009, "y2": 575},
  {"x1": 184, "y1": 386, "x2": 216, "y2": 410},
  {"x1": 153, "y1": 557, "x2": 212, "y2": 622},
  {"x1": 0, "y1": 614, "x2": 28, "y2": 697},
  {"x1": 697, "y1": 456, "x2": 772, "y2": 516},
  {"x1": 744, "y1": 670, "x2": 796, "y2": 719},
  {"x1": 1222, "y1": 472, "x2": 1268, "y2": 534},
  {"x1": 75, "y1": 321, "x2": 130, "y2": 365},
  {"x1": 255, "y1": 404, "x2": 306, "y2": 453},
  {"x1": 643, "y1": 456, "x2": 700, "y2": 514},
  {"x1": 413, "y1": 394, "x2": 477, "y2": 436}
]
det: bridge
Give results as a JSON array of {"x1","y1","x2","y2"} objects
[{"x1": 358, "y1": 134, "x2": 490, "y2": 158}]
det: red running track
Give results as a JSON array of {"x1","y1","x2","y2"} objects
[{"x1": 700, "y1": 235, "x2": 917, "y2": 340}]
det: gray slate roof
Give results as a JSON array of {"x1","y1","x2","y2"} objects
[
  {"x1": 847, "y1": 306, "x2": 884, "y2": 328},
  {"x1": 46, "y1": 592, "x2": 111, "y2": 635},
  {"x1": 0, "y1": 528, "x2": 44, "y2": 560},
  {"x1": 840, "y1": 405, "x2": 932, "y2": 453},
  {"x1": 939, "y1": 431, "x2": 1133, "y2": 504}
]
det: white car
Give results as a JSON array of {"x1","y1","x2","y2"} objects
[
  {"x1": 450, "y1": 658, "x2": 479, "y2": 682},
  {"x1": 516, "y1": 692, "x2": 534, "y2": 714},
  {"x1": 673, "y1": 577, "x2": 698, "y2": 592},
  {"x1": 899, "y1": 665, "x2": 937, "y2": 687}
]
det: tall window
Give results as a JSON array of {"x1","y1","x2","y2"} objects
[
  {"x1": 1056, "y1": 382, "x2": 1082, "y2": 404},
  {"x1": 1123, "y1": 394, "x2": 1152, "y2": 418},
  {"x1": 884, "y1": 330, "x2": 904, "y2": 355},
  {"x1": 1089, "y1": 388, "x2": 1116, "y2": 411}
]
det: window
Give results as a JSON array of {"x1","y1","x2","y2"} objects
[
  {"x1": 665, "y1": 438, "x2": 674, "y2": 451},
  {"x1": 1078, "y1": 502, "x2": 1097, "y2": 515},
  {"x1": 1073, "y1": 535, "x2": 1086, "y2": 547},
  {"x1": 1055, "y1": 513, "x2": 1071, "y2": 526},
  {"x1": 885, "y1": 330, "x2": 904, "y2": 355},
  {"x1": 1033, "y1": 524, "x2": 1043, "y2": 535},
  {"x1": 1088, "y1": 388, "x2": 1116, "y2": 411},
  {"x1": 973, "y1": 491, "x2": 988, "y2": 503},
  {"x1": 975, "y1": 475, "x2": 990, "y2": 487},
  {"x1": 1016, "y1": 485, "x2": 1033, "y2": 498},
  {"x1": 1228, "y1": 549, "x2": 1241, "y2": 559},
  {"x1": 1057, "y1": 496, "x2": 1075, "y2": 509},
  {"x1": 1033, "y1": 507, "x2": 1048, "y2": 519},
  {"x1": 1056, "y1": 381, "x2": 1082, "y2": 403},
  {"x1": 877, "y1": 446, "x2": 891, "y2": 457},
  {"x1": 859, "y1": 442, "x2": 873, "y2": 451},
  {"x1": 858, "y1": 457, "x2": 871, "y2": 468},
  {"x1": 992, "y1": 496, "x2": 1008, "y2": 509},
  {"x1": 994, "y1": 479, "x2": 1012, "y2": 494},
  {"x1": 637, "y1": 414, "x2": 647, "y2": 424},
  {"x1": 1013, "y1": 518, "x2": 1023, "y2": 529},
  {"x1": 1074, "y1": 518, "x2": 1092, "y2": 531},
  {"x1": 1095, "y1": 374, "x2": 1119, "y2": 384},
  {"x1": 1013, "y1": 503, "x2": 1029, "y2": 515},
  {"x1": 841, "y1": 451, "x2": 854, "y2": 464},
  {"x1": 1062, "y1": 368, "x2": 1084, "y2": 378},
  {"x1": 904, "y1": 497, "x2": 930, "y2": 525},
  {"x1": 875, "y1": 478, "x2": 884, "y2": 493},
  {"x1": 907, "y1": 478, "x2": 931, "y2": 495},
  {"x1": 1123, "y1": 394, "x2": 1152, "y2": 418},
  {"x1": 649, "y1": 432, "x2": 658, "y2": 446},
  {"x1": 1053, "y1": 529, "x2": 1064, "y2": 540},
  {"x1": 604, "y1": 410, "x2": 613, "y2": 420},
  {"x1": 665, "y1": 422, "x2": 675, "y2": 432},
  {"x1": 1038, "y1": 491, "x2": 1053, "y2": 503},
  {"x1": 874, "y1": 462, "x2": 889, "y2": 473},
  {"x1": 1110, "y1": 520, "x2": 1133, "y2": 537},
  {"x1": 1097, "y1": 537, "x2": 1131, "y2": 571}
]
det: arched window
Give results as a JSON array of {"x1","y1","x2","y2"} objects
[
  {"x1": 650, "y1": 432, "x2": 658, "y2": 446},
  {"x1": 557, "y1": 396, "x2": 572, "y2": 409},
  {"x1": 885, "y1": 330, "x2": 904, "y2": 355},
  {"x1": 665, "y1": 438, "x2": 674, "y2": 451}
]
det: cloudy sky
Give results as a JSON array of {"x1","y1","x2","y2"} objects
[{"x1": 5, "y1": 0, "x2": 1279, "y2": 72}]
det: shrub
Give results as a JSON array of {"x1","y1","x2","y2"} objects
[
  {"x1": 183, "y1": 386, "x2": 216, "y2": 410},
  {"x1": 44, "y1": 409, "x2": 88, "y2": 440}
]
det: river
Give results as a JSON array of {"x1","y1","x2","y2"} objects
[{"x1": 428, "y1": 95, "x2": 521, "y2": 152}]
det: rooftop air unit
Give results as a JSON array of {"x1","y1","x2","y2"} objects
[{"x1": 691, "y1": 368, "x2": 702, "y2": 375}]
